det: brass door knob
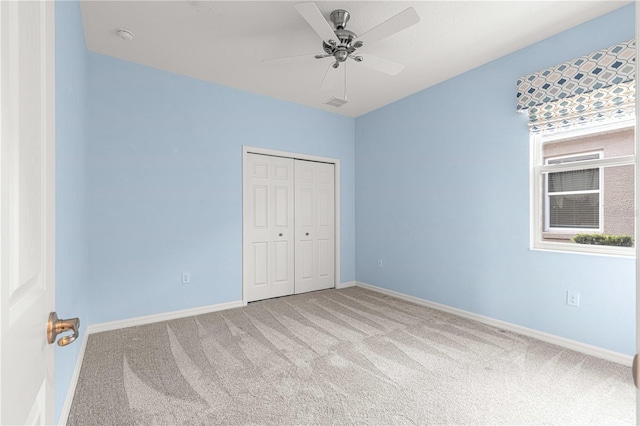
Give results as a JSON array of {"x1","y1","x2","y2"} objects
[{"x1": 47, "y1": 312, "x2": 80, "y2": 347}]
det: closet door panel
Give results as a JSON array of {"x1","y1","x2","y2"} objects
[
  {"x1": 244, "y1": 154, "x2": 294, "y2": 302},
  {"x1": 295, "y1": 160, "x2": 335, "y2": 294}
]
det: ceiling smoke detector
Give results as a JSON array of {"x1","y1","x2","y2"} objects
[{"x1": 116, "y1": 28, "x2": 135, "y2": 41}]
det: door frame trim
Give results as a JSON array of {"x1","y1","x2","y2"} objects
[
  {"x1": 241, "y1": 146, "x2": 341, "y2": 305},
  {"x1": 635, "y1": 0, "x2": 639, "y2": 412}
]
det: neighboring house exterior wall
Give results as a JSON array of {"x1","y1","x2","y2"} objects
[{"x1": 542, "y1": 126, "x2": 634, "y2": 242}]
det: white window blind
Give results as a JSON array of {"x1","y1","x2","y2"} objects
[{"x1": 545, "y1": 153, "x2": 601, "y2": 231}]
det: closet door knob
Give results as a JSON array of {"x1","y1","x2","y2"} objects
[
  {"x1": 279, "y1": 233, "x2": 283, "y2": 237},
  {"x1": 305, "y1": 232, "x2": 309, "y2": 236}
]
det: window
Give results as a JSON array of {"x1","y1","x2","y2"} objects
[
  {"x1": 544, "y1": 152, "x2": 602, "y2": 233},
  {"x1": 531, "y1": 119, "x2": 635, "y2": 256}
]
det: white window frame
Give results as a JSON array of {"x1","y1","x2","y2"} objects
[
  {"x1": 543, "y1": 151, "x2": 603, "y2": 234},
  {"x1": 530, "y1": 118, "x2": 636, "y2": 257}
]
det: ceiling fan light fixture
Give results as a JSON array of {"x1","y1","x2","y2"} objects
[
  {"x1": 265, "y1": 3, "x2": 420, "y2": 100},
  {"x1": 335, "y1": 50, "x2": 348, "y2": 62}
]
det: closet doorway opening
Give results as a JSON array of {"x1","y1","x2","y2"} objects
[{"x1": 242, "y1": 147, "x2": 341, "y2": 304}]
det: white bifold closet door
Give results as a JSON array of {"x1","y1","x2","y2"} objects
[
  {"x1": 244, "y1": 153, "x2": 335, "y2": 302},
  {"x1": 294, "y1": 160, "x2": 335, "y2": 294},
  {"x1": 244, "y1": 154, "x2": 295, "y2": 302}
]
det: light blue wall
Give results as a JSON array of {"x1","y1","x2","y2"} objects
[
  {"x1": 55, "y1": 1, "x2": 89, "y2": 420},
  {"x1": 86, "y1": 54, "x2": 355, "y2": 324},
  {"x1": 355, "y1": 4, "x2": 635, "y2": 355},
  {"x1": 54, "y1": 4, "x2": 634, "y2": 417}
]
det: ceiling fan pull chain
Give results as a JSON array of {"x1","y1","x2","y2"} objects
[{"x1": 344, "y1": 61, "x2": 347, "y2": 100}]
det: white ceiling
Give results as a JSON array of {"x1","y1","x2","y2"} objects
[{"x1": 80, "y1": 1, "x2": 631, "y2": 117}]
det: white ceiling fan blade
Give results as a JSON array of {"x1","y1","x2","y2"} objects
[
  {"x1": 262, "y1": 53, "x2": 317, "y2": 64},
  {"x1": 356, "y1": 7, "x2": 420, "y2": 46},
  {"x1": 320, "y1": 63, "x2": 339, "y2": 91},
  {"x1": 358, "y1": 54, "x2": 405, "y2": 76},
  {"x1": 295, "y1": 3, "x2": 338, "y2": 45}
]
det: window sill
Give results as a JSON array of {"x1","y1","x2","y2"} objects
[
  {"x1": 531, "y1": 241, "x2": 635, "y2": 258},
  {"x1": 541, "y1": 232, "x2": 574, "y2": 242}
]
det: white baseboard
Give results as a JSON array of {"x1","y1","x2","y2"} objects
[
  {"x1": 336, "y1": 281, "x2": 356, "y2": 289},
  {"x1": 87, "y1": 300, "x2": 244, "y2": 334},
  {"x1": 58, "y1": 330, "x2": 89, "y2": 425},
  {"x1": 356, "y1": 281, "x2": 632, "y2": 367}
]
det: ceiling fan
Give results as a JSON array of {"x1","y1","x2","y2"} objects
[{"x1": 264, "y1": 3, "x2": 420, "y2": 93}]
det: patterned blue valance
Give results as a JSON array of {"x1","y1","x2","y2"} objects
[{"x1": 516, "y1": 40, "x2": 635, "y2": 132}]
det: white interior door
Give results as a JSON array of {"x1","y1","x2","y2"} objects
[
  {"x1": 295, "y1": 160, "x2": 335, "y2": 294},
  {"x1": 0, "y1": 1, "x2": 56, "y2": 424},
  {"x1": 243, "y1": 154, "x2": 295, "y2": 302}
]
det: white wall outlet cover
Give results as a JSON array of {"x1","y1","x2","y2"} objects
[{"x1": 567, "y1": 291, "x2": 580, "y2": 307}]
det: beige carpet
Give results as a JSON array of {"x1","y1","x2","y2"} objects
[{"x1": 68, "y1": 287, "x2": 634, "y2": 425}]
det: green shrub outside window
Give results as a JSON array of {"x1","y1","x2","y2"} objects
[{"x1": 571, "y1": 234, "x2": 633, "y2": 247}]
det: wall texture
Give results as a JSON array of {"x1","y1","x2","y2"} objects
[
  {"x1": 55, "y1": 1, "x2": 89, "y2": 420},
  {"x1": 86, "y1": 54, "x2": 355, "y2": 324},
  {"x1": 355, "y1": 4, "x2": 635, "y2": 355}
]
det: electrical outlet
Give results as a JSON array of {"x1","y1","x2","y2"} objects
[
  {"x1": 567, "y1": 290, "x2": 580, "y2": 307},
  {"x1": 377, "y1": 259, "x2": 383, "y2": 269},
  {"x1": 182, "y1": 272, "x2": 190, "y2": 285}
]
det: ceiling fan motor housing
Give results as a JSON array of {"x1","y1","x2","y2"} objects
[
  {"x1": 322, "y1": 9, "x2": 359, "y2": 62},
  {"x1": 330, "y1": 9, "x2": 350, "y2": 29}
]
